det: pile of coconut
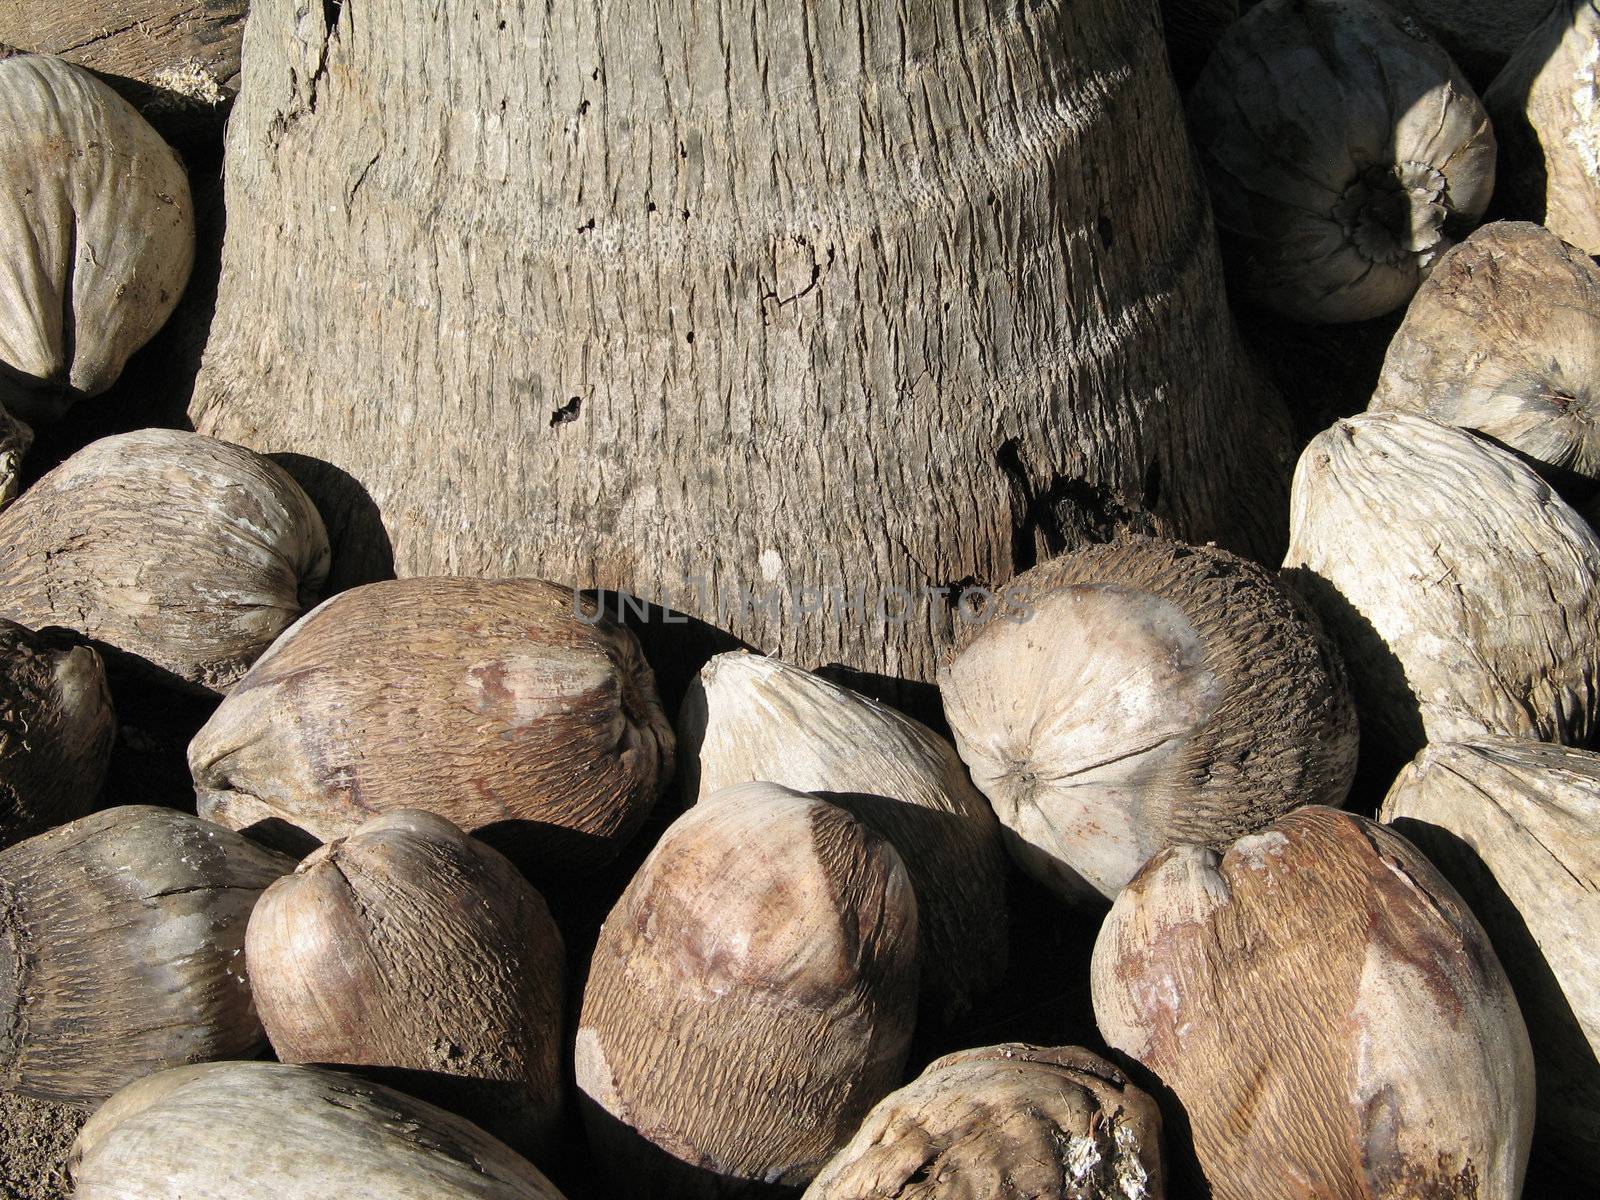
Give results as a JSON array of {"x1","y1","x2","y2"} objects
[{"x1": 1, "y1": 1, "x2": 1599, "y2": 1198}]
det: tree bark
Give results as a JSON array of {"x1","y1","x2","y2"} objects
[{"x1": 193, "y1": 0, "x2": 1289, "y2": 691}]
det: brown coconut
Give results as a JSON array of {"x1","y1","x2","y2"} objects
[
  {"x1": 67, "y1": 1061, "x2": 568, "y2": 1198},
  {"x1": 939, "y1": 535, "x2": 1357, "y2": 902},
  {"x1": 0, "y1": 428, "x2": 330, "y2": 694},
  {"x1": 1092, "y1": 805, "x2": 1534, "y2": 1199},
  {"x1": 804, "y1": 1043, "x2": 1164, "y2": 1200},
  {"x1": 1486, "y1": 1, "x2": 1600, "y2": 258},
  {"x1": 0, "y1": 620, "x2": 115, "y2": 850},
  {"x1": 0, "y1": 805, "x2": 294, "y2": 1106},
  {"x1": 1380, "y1": 738, "x2": 1600, "y2": 1179},
  {"x1": 576, "y1": 782, "x2": 920, "y2": 1198},
  {"x1": 246, "y1": 810, "x2": 565, "y2": 1162},
  {"x1": 1283, "y1": 411, "x2": 1600, "y2": 775},
  {"x1": 1372, "y1": 222, "x2": 1600, "y2": 491},
  {"x1": 678, "y1": 650, "x2": 1007, "y2": 1023},
  {"x1": 0, "y1": 54, "x2": 193, "y2": 423},
  {"x1": 189, "y1": 577, "x2": 673, "y2": 876}
]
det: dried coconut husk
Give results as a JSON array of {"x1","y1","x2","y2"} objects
[
  {"x1": 1485, "y1": 1, "x2": 1600, "y2": 258},
  {"x1": 0, "y1": 429, "x2": 330, "y2": 695},
  {"x1": 803, "y1": 1043, "x2": 1163, "y2": 1200},
  {"x1": 67, "y1": 1061, "x2": 568, "y2": 1198},
  {"x1": 1372, "y1": 222, "x2": 1600, "y2": 493},
  {"x1": 576, "y1": 782, "x2": 919, "y2": 1198},
  {"x1": 189, "y1": 577, "x2": 673, "y2": 878},
  {"x1": 1381, "y1": 738, "x2": 1600, "y2": 1180},
  {"x1": 0, "y1": 54, "x2": 193, "y2": 422},
  {"x1": 246, "y1": 810, "x2": 565, "y2": 1163},
  {"x1": 1092, "y1": 806, "x2": 1534, "y2": 1199},
  {"x1": 0, "y1": 620, "x2": 114, "y2": 850},
  {"x1": 678, "y1": 650, "x2": 1007, "y2": 1024},
  {"x1": 1283, "y1": 411, "x2": 1600, "y2": 776},
  {"x1": 939, "y1": 535, "x2": 1356, "y2": 902},
  {"x1": 0, "y1": 805, "x2": 293, "y2": 1106}
]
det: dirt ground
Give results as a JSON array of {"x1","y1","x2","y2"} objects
[{"x1": 0, "y1": 1093, "x2": 84, "y2": 1200}]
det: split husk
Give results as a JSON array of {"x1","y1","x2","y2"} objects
[
  {"x1": 0, "y1": 429, "x2": 330, "y2": 694},
  {"x1": 678, "y1": 650, "x2": 1007, "y2": 1023},
  {"x1": 1485, "y1": 1, "x2": 1600, "y2": 257},
  {"x1": 67, "y1": 1061, "x2": 568, "y2": 1198},
  {"x1": 1190, "y1": 0, "x2": 1496, "y2": 323},
  {"x1": 1372, "y1": 222, "x2": 1600, "y2": 491},
  {"x1": 576, "y1": 782, "x2": 919, "y2": 1198},
  {"x1": 1092, "y1": 806, "x2": 1534, "y2": 1198},
  {"x1": 0, "y1": 54, "x2": 193, "y2": 422},
  {"x1": 1381, "y1": 738, "x2": 1600, "y2": 1179},
  {"x1": 189, "y1": 577, "x2": 673, "y2": 876},
  {"x1": 0, "y1": 805, "x2": 293, "y2": 1105},
  {"x1": 0, "y1": 620, "x2": 114, "y2": 850},
  {"x1": 940, "y1": 535, "x2": 1357, "y2": 901},
  {"x1": 1283, "y1": 412, "x2": 1600, "y2": 775},
  {"x1": 247, "y1": 810, "x2": 565, "y2": 1162},
  {"x1": 804, "y1": 1043, "x2": 1164, "y2": 1199}
]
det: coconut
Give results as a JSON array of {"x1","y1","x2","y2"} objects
[
  {"x1": 1485, "y1": 1, "x2": 1600, "y2": 258},
  {"x1": 246, "y1": 810, "x2": 565, "y2": 1162},
  {"x1": 1371, "y1": 222, "x2": 1600, "y2": 492},
  {"x1": 576, "y1": 782, "x2": 919, "y2": 1198},
  {"x1": 0, "y1": 620, "x2": 115, "y2": 849},
  {"x1": 1387, "y1": 0, "x2": 1557, "y2": 88},
  {"x1": 803, "y1": 1043, "x2": 1164, "y2": 1200},
  {"x1": 1189, "y1": 0, "x2": 1496, "y2": 324},
  {"x1": 1283, "y1": 411, "x2": 1600, "y2": 775},
  {"x1": 938, "y1": 535, "x2": 1356, "y2": 902},
  {"x1": 67, "y1": 1061, "x2": 567, "y2": 1198},
  {"x1": 1381, "y1": 738, "x2": 1600, "y2": 1179},
  {"x1": 1092, "y1": 806, "x2": 1534, "y2": 1198},
  {"x1": 189, "y1": 577, "x2": 673, "y2": 877},
  {"x1": 678, "y1": 650, "x2": 1007, "y2": 1022},
  {"x1": 0, "y1": 54, "x2": 193, "y2": 423},
  {"x1": 0, "y1": 429, "x2": 330, "y2": 694},
  {"x1": 0, "y1": 403, "x2": 29, "y2": 510},
  {"x1": 0, "y1": 806, "x2": 294, "y2": 1105}
]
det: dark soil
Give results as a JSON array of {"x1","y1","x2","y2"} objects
[{"x1": 0, "y1": 1093, "x2": 84, "y2": 1200}]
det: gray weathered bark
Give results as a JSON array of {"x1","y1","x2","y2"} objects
[{"x1": 194, "y1": 0, "x2": 1289, "y2": 689}]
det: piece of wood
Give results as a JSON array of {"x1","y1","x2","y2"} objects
[
  {"x1": 191, "y1": 0, "x2": 1291, "y2": 696},
  {"x1": 1092, "y1": 806, "x2": 1534, "y2": 1199}
]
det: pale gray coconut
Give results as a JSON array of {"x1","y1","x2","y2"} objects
[
  {"x1": 1190, "y1": 0, "x2": 1496, "y2": 323},
  {"x1": 67, "y1": 1061, "x2": 568, "y2": 1199},
  {"x1": 679, "y1": 650, "x2": 1007, "y2": 1023},
  {"x1": 0, "y1": 54, "x2": 194, "y2": 423},
  {"x1": 939, "y1": 535, "x2": 1357, "y2": 902},
  {"x1": 1372, "y1": 222, "x2": 1600, "y2": 490},
  {"x1": 1381, "y1": 738, "x2": 1600, "y2": 1179},
  {"x1": 804, "y1": 1044, "x2": 1164, "y2": 1200},
  {"x1": 1284, "y1": 412, "x2": 1600, "y2": 774},
  {"x1": 1486, "y1": 2, "x2": 1600, "y2": 258}
]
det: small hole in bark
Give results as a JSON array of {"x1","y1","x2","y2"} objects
[
  {"x1": 1097, "y1": 215, "x2": 1115, "y2": 249},
  {"x1": 686, "y1": 331, "x2": 695, "y2": 344},
  {"x1": 498, "y1": 19, "x2": 506, "y2": 29},
  {"x1": 578, "y1": 99, "x2": 590, "y2": 115},
  {"x1": 550, "y1": 397, "x2": 583, "y2": 426},
  {"x1": 682, "y1": 208, "x2": 690, "y2": 219},
  {"x1": 323, "y1": 0, "x2": 341, "y2": 32},
  {"x1": 647, "y1": 201, "x2": 656, "y2": 212},
  {"x1": 577, "y1": 217, "x2": 595, "y2": 233}
]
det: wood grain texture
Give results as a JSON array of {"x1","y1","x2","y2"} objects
[
  {"x1": 678, "y1": 650, "x2": 1007, "y2": 1024},
  {"x1": 1284, "y1": 412, "x2": 1600, "y2": 778},
  {"x1": 189, "y1": 577, "x2": 673, "y2": 879},
  {"x1": 1189, "y1": 0, "x2": 1495, "y2": 324},
  {"x1": 0, "y1": 429, "x2": 329, "y2": 695},
  {"x1": 1371, "y1": 221, "x2": 1600, "y2": 490},
  {"x1": 247, "y1": 810, "x2": 566, "y2": 1163},
  {"x1": 0, "y1": 805, "x2": 293, "y2": 1106},
  {"x1": 1486, "y1": 2, "x2": 1600, "y2": 258},
  {"x1": 805, "y1": 1043, "x2": 1163, "y2": 1199},
  {"x1": 940, "y1": 536, "x2": 1357, "y2": 901},
  {"x1": 67, "y1": 1060, "x2": 569, "y2": 1198},
  {"x1": 0, "y1": 621, "x2": 115, "y2": 850},
  {"x1": 1380, "y1": 738, "x2": 1600, "y2": 1181},
  {"x1": 576, "y1": 782, "x2": 919, "y2": 1197},
  {"x1": 191, "y1": 0, "x2": 1292, "y2": 692},
  {"x1": 1091, "y1": 806, "x2": 1534, "y2": 1200},
  {"x1": 0, "y1": 54, "x2": 193, "y2": 422}
]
